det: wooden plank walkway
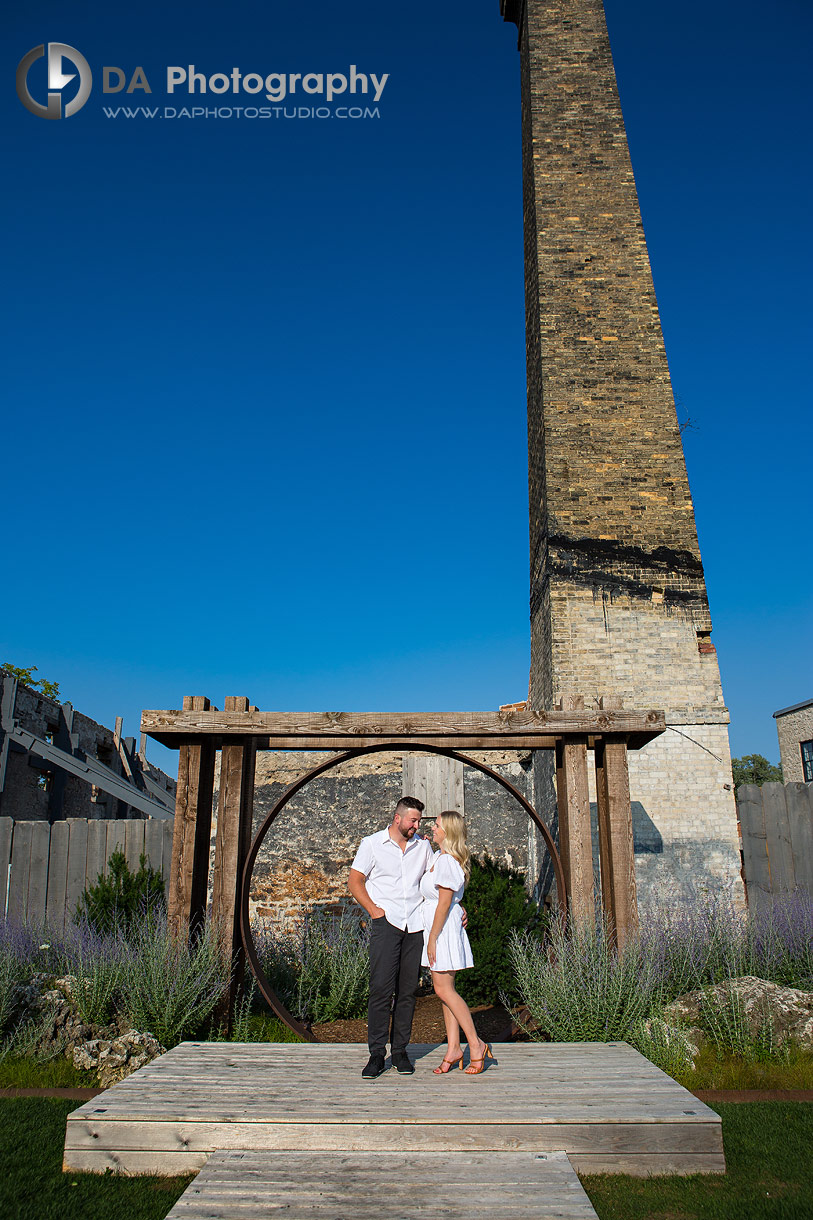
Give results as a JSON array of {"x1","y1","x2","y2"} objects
[
  {"x1": 63, "y1": 1042, "x2": 725, "y2": 1177},
  {"x1": 164, "y1": 1150, "x2": 600, "y2": 1219}
]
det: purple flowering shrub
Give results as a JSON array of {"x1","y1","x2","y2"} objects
[{"x1": 508, "y1": 891, "x2": 813, "y2": 1051}]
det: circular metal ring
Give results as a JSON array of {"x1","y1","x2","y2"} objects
[{"x1": 239, "y1": 742, "x2": 567, "y2": 1041}]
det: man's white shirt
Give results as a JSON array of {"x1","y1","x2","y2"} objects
[{"x1": 351, "y1": 829, "x2": 434, "y2": 932}]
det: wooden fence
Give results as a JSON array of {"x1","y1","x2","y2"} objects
[
  {"x1": 738, "y1": 781, "x2": 813, "y2": 906},
  {"x1": 0, "y1": 817, "x2": 174, "y2": 932}
]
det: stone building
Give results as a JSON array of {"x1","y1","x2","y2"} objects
[
  {"x1": 773, "y1": 699, "x2": 813, "y2": 784},
  {"x1": 0, "y1": 671, "x2": 175, "y2": 823}
]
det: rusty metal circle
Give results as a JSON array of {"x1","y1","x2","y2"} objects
[{"x1": 239, "y1": 742, "x2": 567, "y2": 1041}]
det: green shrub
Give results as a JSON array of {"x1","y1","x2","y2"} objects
[
  {"x1": 457, "y1": 855, "x2": 548, "y2": 1007},
  {"x1": 76, "y1": 849, "x2": 165, "y2": 935},
  {"x1": 122, "y1": 910, "x2": 229, "y2": 1048}
]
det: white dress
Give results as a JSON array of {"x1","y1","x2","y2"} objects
[{"x1": 420, "y1": 852, "x2": 474, "y2": 971}]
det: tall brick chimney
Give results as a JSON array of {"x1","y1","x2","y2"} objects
[{"x1": 501, "y1": 0, "x2": 743, "y2": 905}]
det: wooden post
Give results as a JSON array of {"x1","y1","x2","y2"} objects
[
  {"x1": 594, "y1": 696, "x2": 638, "y2": 948},
  {"x1": 211, "y1": 697, "x2": 257, "y2": 1023},
  {"x1": 554, "y1": 695, "x2": 594, "y2": 927},
  {"x1": 167, "y1": 696, "x2": 216, "y2": 942}
]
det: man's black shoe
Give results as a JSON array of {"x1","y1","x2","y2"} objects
[
  {"x1": 392, "y1": 1051, "x2": 414, "y2": 1075},
  {"x1": 361, "y1": 1053, "x2": 387, "y2": 1080}
]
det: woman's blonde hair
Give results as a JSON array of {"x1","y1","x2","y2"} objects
[{"x1": 439, "y1": 810, "x2": 470, "y2": 882}]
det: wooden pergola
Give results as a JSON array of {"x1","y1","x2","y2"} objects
[{"x1": 142, "y1": 695, "x2": 665, "y2": 1032}]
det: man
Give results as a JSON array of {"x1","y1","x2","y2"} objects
[{"x1": 349, "y1": 796, "x2": 433, "y2": 1080}]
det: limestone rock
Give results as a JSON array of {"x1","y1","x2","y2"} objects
[
  {"x1": 665, "y1": 976, "x2": 813, "y2": 1048},
  {"x1": 72, "y1": 1029, "x2": 166, "y2": 1087}
]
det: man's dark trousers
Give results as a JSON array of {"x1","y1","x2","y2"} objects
[{"x1": 368, "y1": 917, "x2": 423, "y2": 1055}]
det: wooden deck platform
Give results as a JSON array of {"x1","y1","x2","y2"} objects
[
  {"x1": 63, "y1": 1042, "x2": 724, "y2": 1178},
  {"x1": 164, "y1": 1150, "x2": 601, "y2": 1219}
]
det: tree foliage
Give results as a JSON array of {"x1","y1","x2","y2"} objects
[
  {"x1": 1, "y1": 663, "x2": 60, "y2": 701},
  {"x1": 75, "y1": 850, "x2": 165, "y2": 935},
  {"x1": 732, "y1": 754, "x2": 783, "y2": 792}
]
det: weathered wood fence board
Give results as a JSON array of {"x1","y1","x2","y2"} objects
[
  {"x1": 403, "y1": 755, "x2": 465, "y2": 816},
  {"x1": 738, "y1": 782, "x2": 813, "y2": 904},
  {"x1": 0, "y1": 817, "x2": 174, "y2": 929}
]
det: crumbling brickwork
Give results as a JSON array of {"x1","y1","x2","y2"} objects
[{"x1": 504, "y1": 0, "x2": 743, "y2": 903}]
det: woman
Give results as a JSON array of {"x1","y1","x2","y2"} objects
[{"x1": 421, "y1": 810, "x2": 494, "y2": 1075}]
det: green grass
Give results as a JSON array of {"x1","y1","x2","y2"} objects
[
  {"x1": 0, "y1": 1098, "x2": 193, "y2": 1220},
  {"x1": 228, "y1": 1013, "x2": 305, "y2": 1043},
  {"x1": 676, "y1": 1046, "x2": 813, "y2": 1092},
  {"x1": 0, "y1": 1058, "x2": 99, "y2": 1089},
  {"x1": 582, "y1": 1103, "x2": 813, "y2": 1220}
]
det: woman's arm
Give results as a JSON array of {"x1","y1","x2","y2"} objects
[{"x1": 427, "y1": 887, "x2": 453, "y2": 967}]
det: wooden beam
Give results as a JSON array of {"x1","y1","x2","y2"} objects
[
  {"x1": 141, "y1": 707, "x2": 666, "y2": 749},
  {"x1": 167, "y1": 697, "x2": 215, "y2": 943},
  {"x1": 211, "y1": 698, "x2": 256, "y2": 1023},
  {"x1": 594, "y1": 697, "x2": 638, "y2": 948},
  {"x1": 554, "y1": 696, "x2": 594, "y2": 928}
]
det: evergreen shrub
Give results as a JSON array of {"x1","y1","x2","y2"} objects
[
  {"x1": 456, "y1": 854, "x2": 548, "y2": 1007},
  {"x1": 75, "y1": 849, "x2": 165, "y2": 934}
]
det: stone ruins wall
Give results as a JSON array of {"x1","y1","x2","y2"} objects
[{"x1": 209, "y1": 749, "x2": 543, "y2": 931}]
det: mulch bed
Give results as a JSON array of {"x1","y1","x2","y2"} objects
[{"x1": 312, "y1": 994, "x2": 513, "y2": 1044}]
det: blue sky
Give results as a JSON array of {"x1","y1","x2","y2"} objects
[{"x1": 3, "y1": 0, "x2": 811, "y2": 774}]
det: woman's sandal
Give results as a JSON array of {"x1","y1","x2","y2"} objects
[
  {"x1": 433, "y1": 1055, "x2": 464, "y2": 1075},
  {"x1": 464, "y1": 1043, "x2": 494, "y2": 1075}
]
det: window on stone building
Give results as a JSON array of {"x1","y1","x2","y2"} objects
[{"x1": 801, "y1": 740, "x2": 813, "y2": 783}]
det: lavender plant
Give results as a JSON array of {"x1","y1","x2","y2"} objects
[
  {"x1": 508, "y1": 918, "x2": 660, "y2": 1043},
  {"x1": 121, "y1": 910, "x2": 229, "y2": 1048},
  {"x1": 0, "y1": 920, "x2": 39, "y2": 1036},
  {"x1": 293, "y1": 909, "x2": 370, "y2": 1024},
  {"x1": 57, "y1": 919, "x2": 128, "y2": 1026}
]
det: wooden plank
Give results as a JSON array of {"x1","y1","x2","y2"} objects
[
  {"x1": 141, "y1": 707, "x2": 666, "y2": 745},
  {"x1": 26, "y1": 820, "x2": 51, "y2": 927},
  {"x1": 762, "y1": 781, "x2": 795, "y2": 892},
  {"x1": 7, "y1": 820, "x2": 34, "y2": 922},
  {"x1": 64, "y1": 1116, "x2": 722, "y2": 1153},
  {"x1": 738, "y1": 783, "x2": 771, "y2": 907},
  {"x1": 162, "y1": 817, "x2": 174, "y2": 883},
  {"x1": 0, "y1": 817, "x2": 13, "y2": 918},
  {"x1": 556, "y1": 696, "x2": 594, "y2": 927},
  {"x1": 162, "y1": 1150, "x2": 600, "y2": 1218},
  {"x1": 85, "y1": 820, "x2": 109, "y2": 890},
  {"x1": 786, "y1": 782, "x2": 813, "y2": 894},
  {"x1": 168, "y1": 697, "x2": 216, "y2": 942},
  {"x1": 45, "y1": 819, "x2": 70, "y2": 933},
  {"x1": 403, "y1": 755, "x2": 465, "y2": 815},
  {"x1": 105, "y1": 821, "x2": 126, "y2": 871},
  {"x1": 64, "y1": 819, "x2": 90, "y2": 924},
  {"x1": 211, "y1": 699, "x2": 256, "y2": 1011},
  {"x1": 594, "y1": 697, "x2": 638, "y2": 947},
  {"x1": 124, "y1": 820, "x2": 146, "y2": 874},
  {"x1": 568, "y1": 1152, "x2": 725, "y2": 1176},
  {"x1": 144, "y1": 818, "x2": 165, "y2": 880}
]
